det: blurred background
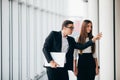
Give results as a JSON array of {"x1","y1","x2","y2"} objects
[{"x1": 0, "y1": 0, "x2": 120, "y2": 80}]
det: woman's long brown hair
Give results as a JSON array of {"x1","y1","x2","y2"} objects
[{"x1": 78, "y1": 20, "x2": 95, "y2": 54}]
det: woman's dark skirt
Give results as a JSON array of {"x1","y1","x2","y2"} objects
[{"x1": 77, "y1": 53, "x2": 96, "y2": 80}]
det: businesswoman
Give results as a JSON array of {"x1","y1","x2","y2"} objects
[{"x1": 73, "y1": 20, "x2": 100, "y2": 80}]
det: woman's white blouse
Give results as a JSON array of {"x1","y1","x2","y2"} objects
[{"x1": 74, "y1": 37, "x2": 97, "y2": 60}]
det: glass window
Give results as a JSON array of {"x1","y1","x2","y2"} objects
[
  {"x1": 34, "y1": 0, "x2": 39, "y2": 8},
  {"x1": 19, "y1": 0, "x2": 26, "y2": 3},
  {"x1": 39, "y1": 10, "x2": 46, "y2": 74},
  {"x1": 2, "y1": 0, "x2": 10, "y2": 79},
  {"x1": 53, "y1": 0, "x2": 57, "y2": 13},
  {"x1": 1, "y1": 0, "x2": 69, "y2": 79},
  {"x1": 12, "y1": 1, "x2": 19, "y2": 80},
  {"x1": 47, "y1": 13, "x2": 52, "y2": 33},
  {"x1": 2, "y1": 0, "x2": 10, "y2": 80},
  {"x1": 29, "y1": 7, "x2": 34, "y2": 79},
  {"x1": 21, "y1": 4, "x2": 27, "y2": 80},
  {"x1": 10, "y1": 0, "x2": 19, "y2": 2},
  {"x1": 26, "y1": 6, "x2": 30, "y2": 80},
  {"x1": 36, "y1": 10, "x2": 43, "y2": 75},
  {"x1": 18, "y1": 4, "x2": 22, "y2": 80},
  {"x1": 42, "y1": 12, "x2": 48, "y2": 40},
  {"x1": 42, "y1": 0, "x2": 46, "y2": 10},
  {"x1": 33, "y1": 9, "x2": 37, "y2": 76},
  {"x1": 28, "y1": 0, "x2": 33, "y2": 6},
  {"x1": 47, "y1": 0, "x2": 52, "y2": 11}
]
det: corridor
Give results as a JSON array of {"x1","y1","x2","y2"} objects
[{"x1": 0, "y1": 0, "x2": 120, "y2": 80}]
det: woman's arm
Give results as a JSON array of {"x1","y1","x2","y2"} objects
[
  {"x1": 74, "y1": 33, "x2": 102, "y2": 50},
  {"x1": 93, "y1": 48, "x2": 99, "y2": 75},
  {"x1": 94, "y1": 58, "x2": 99, "y2": 75}
]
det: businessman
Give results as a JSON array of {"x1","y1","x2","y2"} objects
[{"x1": 43, "y1": 20, "x2": 102, "y2": 80}]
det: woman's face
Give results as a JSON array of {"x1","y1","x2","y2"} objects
[{"x1": 86, "y1": 23, "x2": 92, "y2": 33}]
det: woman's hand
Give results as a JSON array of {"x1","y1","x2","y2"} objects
[
  {"x1": 49, "y1": 60, "x2": 59, "y2": 68},
  {"x1": 92, "y1": 32, "x2": 102, "y2": 42},
  {"x1": 74, "y1": 67, "x2": 78, "y2": 76},
  {"x1": 95, "y1": 32, "x2": 102, "y2": 40},
  {"x1": 96, "y1": 66, "x2": 99, "y2": 75}
]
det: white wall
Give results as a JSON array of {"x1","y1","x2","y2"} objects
[
  {"x1": 88, "y1": 0, "x2": 99, "y2": 35},
  {"x1": 99, "y1": 0, "x2": 114, "y2": 80},
  {"x1": 115, "y1": 0, "x2": 120, "y2": 80},
  {"x1": 68, "y1": 0, "x2": 88, "y2": 18}
]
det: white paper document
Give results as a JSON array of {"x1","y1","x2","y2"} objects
[{"x1": 44, "y1": 52, "x2": 66, "y2": 67}]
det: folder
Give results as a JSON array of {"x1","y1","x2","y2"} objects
[{"x1": 44, "y1": 52, "x2": 66, "y2": 67}]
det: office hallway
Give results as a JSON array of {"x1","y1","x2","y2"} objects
[{"x1": 0, "y1": 0, "x2": 120, "y2": 80}]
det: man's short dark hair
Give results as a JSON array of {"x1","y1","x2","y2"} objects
[{"x1": 62, "y1": 20, "x2": 73, "y2": 30}]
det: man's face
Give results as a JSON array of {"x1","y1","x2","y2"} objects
[{"x1": 64, "y1": 24, "x2": 74, "y2": 35}]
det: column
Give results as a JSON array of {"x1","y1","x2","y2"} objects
[{"x1": 99, "y1": 0, "x2": 114, "y2": 80}]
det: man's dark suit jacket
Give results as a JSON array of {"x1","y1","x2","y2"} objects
[{"x1": 43, "y1": 31, "x2": 94, "y2": 70}]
